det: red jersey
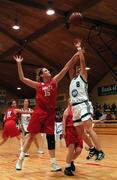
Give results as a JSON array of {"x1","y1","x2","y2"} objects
[
  {"x1": 4, "y1": 108, "x2": 17, "y2": 122},
  {"x1": 66, "y1": 106, "x2": 73, "y2": 127},
  {"x1": 36, "y1": 79, "x2": 57, "y2": 111}
]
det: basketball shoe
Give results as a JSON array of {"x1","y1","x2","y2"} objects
[
  {"x1": 86, "y1": 147, "x2": 97, "y2": 159},
  {"x1": 51, "y1": 163, "x2": 62, "y2": 172},
  {"x1": 64, "y1": 167, "x2": 74, "y2": 176}
]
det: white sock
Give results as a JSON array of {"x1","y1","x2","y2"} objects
[
  {"x1": 19, "y1": 151, "x2": 25, "y2": 160},
  {"x1": 66, "y1": 163, "x2": 71, "y2": 168},
  {"x1": 20, "y1": 146, "x2": 23, "y2": 151},
  {"x1": 50, "y1": 158, "x2": 56, "y2": 164}
]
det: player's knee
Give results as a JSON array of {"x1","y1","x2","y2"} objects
[
  {"x1": 85, "y1": 126, "x2": 93, "y2": 134},
  {"x1": 75, "y1": 147, "x2": 82, "y2": 156},
  {"x1": 46, "y1": 134, "x2": 55, "y2": 150}
]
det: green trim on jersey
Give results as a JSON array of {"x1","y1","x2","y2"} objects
[
  {"x1": 73, "y1": 119, "x2": 81, "y2": 123},
  {"x1": 80, "y1": 75, "x2": 87, "y2": 84}
]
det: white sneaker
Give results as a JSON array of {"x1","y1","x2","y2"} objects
[
  {"x1": 25, "y1": 153, "x2": 30, "y2": 157},
  {"x1": 16, "y1": 159, "x2": 24, "y2": 170},
  {"x1": 51, "y1": 163, "x2": 62, "y2": 172},
  {"x1": 37, "y1": 149, "x2": 44, "y2": 154}
]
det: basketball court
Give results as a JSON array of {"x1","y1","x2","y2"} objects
[{"x1": 0, "y1": 133, "x2": 117, "y2": 180}]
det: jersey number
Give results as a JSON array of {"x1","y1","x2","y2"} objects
[
  {"x1": 76, "y1": 81, "x2": 80, "y2": 87},
  {"x1": 6, "y1": 111, "x2": 12, "y2": 118},
  {"x1": 44, "y1": 88, "x2": 50, "y2": 96}
]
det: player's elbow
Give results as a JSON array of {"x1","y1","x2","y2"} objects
[
  {"x1": 19, "y1": 76, "x2": 24, "y2": 81},
  {"x1": 19, "y1": 76, "x2": 25, "y2": 83}
]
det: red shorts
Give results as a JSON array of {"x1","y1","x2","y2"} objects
[
  {"x1": 27, "y1": 108, "x2": 55, "y2": 134},
  {"x1": 3, "y1": 120, "x2": 20, "y2": 138},
  {"x1": 65, "y1": 126, "x2": 83, "y2": 148}
]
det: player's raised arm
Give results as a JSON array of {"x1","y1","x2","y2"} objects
[
  {"x1": 78, "y1": 50, "x2": 87, "y2": 81},
  {"x1": 53, "y1": 52, "x2": 79, "y2": 85},
  {"x1": 74, "y1": 39, "x2": 87, "y2": 81},
  {"x1": 13, "y1": 55, "x2": 38, "y2": 89}
]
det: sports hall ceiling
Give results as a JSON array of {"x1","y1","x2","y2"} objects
[{"x1": 0, "y1": 0, "x2": 117, "y2": 98}]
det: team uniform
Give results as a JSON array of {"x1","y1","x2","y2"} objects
[
  {"x1": 20, "y1": 108, "x2": 32, "y2": 134},
  {"x1": 28, "y1": 79, "x2": 57, "y2": 134},
  {"x1": 69, "y1": 74, "x2": 93, "y2": 126},
  {"x1": 65, "y1": 106, "x2": 83, "y2": 148},
  {"x1": 3, "y1": 108, "x2": 20, "y2": 138}
]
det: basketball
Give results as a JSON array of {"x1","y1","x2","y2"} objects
[{"x1": 69, "y1": 12, "x2": 82, "y2": 26}]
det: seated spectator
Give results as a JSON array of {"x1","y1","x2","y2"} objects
[
  {"x1": 103, "y1": 103, "x2": 108, "y2": 111},
  {"x1": 111, "y1": 103, "x2": 117, "y2": 113},
  {"x1": 99, "y1": 112, "x2": 107, "y2": 121},
  {"x1": 105, "y1": 110, "x2": 112, "y2": 120},
  {"x1": 94, "y1": 108, "x2": 102, "y2": 120}
]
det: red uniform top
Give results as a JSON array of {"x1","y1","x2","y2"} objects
[
  {"x1": 66, "y1": 106, "x2": 73, "y2": 127},
  {"x1": 4, "y1": 108, "x2": 17, "y2": 122},
  {"x1": 36, "y1": 79, "x2": 57, "y2": 111}
]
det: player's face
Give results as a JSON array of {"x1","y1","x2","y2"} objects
[
  {"x1": 75, "y1": 66, "x2": 80, "y2": 76},
  {"x1": 23, "y1": 99, "x2": 29, "y2": 107},
  {"x1": 12, "y1": 101, "x2": 17, "y2": 108},
  {"x1": 42, "y1": 68, "x2": 51, "y2": 78}
]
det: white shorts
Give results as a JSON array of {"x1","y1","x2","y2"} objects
[
  {"x1": 72, "y1": 101, "x2": 93, "y2": 126},
  {"x1": 22, "y1": 123, "x2": 28, "y2": 133}
]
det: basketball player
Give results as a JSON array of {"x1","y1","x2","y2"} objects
[
  {"x1": 62, "y1": 102, "x2": 83, "y2": 176},
  {"x1": 13, "y1": 52, "x2": 79, "y2": 171},
  {"x1": 0, "y1": 100, "x2": 31, "y2": 147},
  {"x1": 69, "y1": 39, "x2": 105, "y2": 161},
  {"x1": 20, "y1": 99, "x2": 44, "y2": 155}
]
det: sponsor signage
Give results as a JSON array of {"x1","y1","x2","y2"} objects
[{"x1": 98, "y1": 84, "x2": 117, "y2": 96}]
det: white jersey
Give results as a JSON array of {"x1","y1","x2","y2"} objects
[
  {"x1": 69, "y1": 74, "x2": 89, "y2": 104},
  {"x1": 20, "y1": 108, "x2": 32, "y2": 131}
]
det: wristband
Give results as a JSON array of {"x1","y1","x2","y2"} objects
[{"x1": 77, "y1": 47, "x2": 82, "y2": 51}]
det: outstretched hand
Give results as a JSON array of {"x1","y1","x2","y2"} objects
[
  {"x1": 13, "y1": 55, "x2": 23, "y2": 63},
  {"x1": 74, "y1": 38, "x2": 86, "y2": 53},
  {"x1": 74, "y1": 38, "x2": 82, "y2": 48}
]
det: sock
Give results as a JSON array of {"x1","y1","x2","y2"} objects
[
  {"x1": 89, "y1": 147, "x2": 96, "y2": 151},
  {"x1": 19, "y1": 151, "x2": 25, "y2": 160},
  {"x1": 50, "y1": 158, "x2": 56, "y2": 164},
  {"x1": 90, "y1": 146, "x2": 95, "y2": 149},
  {"x1": 20, "y1": 146, "x2": 23, "y2": 151},
  {"x1": 66, "y1": 163, "x2": 71, "y2": 168}
]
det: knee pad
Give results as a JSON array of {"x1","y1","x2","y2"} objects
[{"x1": 46, "y1": 134, "x2": 55, "y2": 150}]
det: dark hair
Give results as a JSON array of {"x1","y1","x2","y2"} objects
[
  {"x1": 38, "y1": 68, "x2": 44, "y2": 82},
  {"x1": 24, "y1": 99, "x2": 30, "y2": 105},
  {"x1": 8, "y1": 100, "x2": 16, "y2": 106}
]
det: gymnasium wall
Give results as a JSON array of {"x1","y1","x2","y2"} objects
[
  {"x1": 90, "y1": 71, "x2": 117, "y2": 105},
  {"x1": 0, "y1": 87, "x2": 18, "y2": 113}
]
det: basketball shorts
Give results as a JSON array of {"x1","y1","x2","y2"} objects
[
  {"x1": 27, "y1": 107, "x2": 55, "y2": 134},
  {"x1": 72, "y1": 101, "x2": 93, "y2": 126},
  {"x1": 3, "y1": 120, "x2": 20, "y2": 138},
  {"x1": 65, "y1": 126, "x2": 83, "y2": 148},
  {"x1": 21, "y1": 123, "x2": 28, "y2": 133}
]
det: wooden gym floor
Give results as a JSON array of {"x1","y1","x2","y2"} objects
[{"x1": 0, "y1": 132, "x2": 117, "y2": 180}]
